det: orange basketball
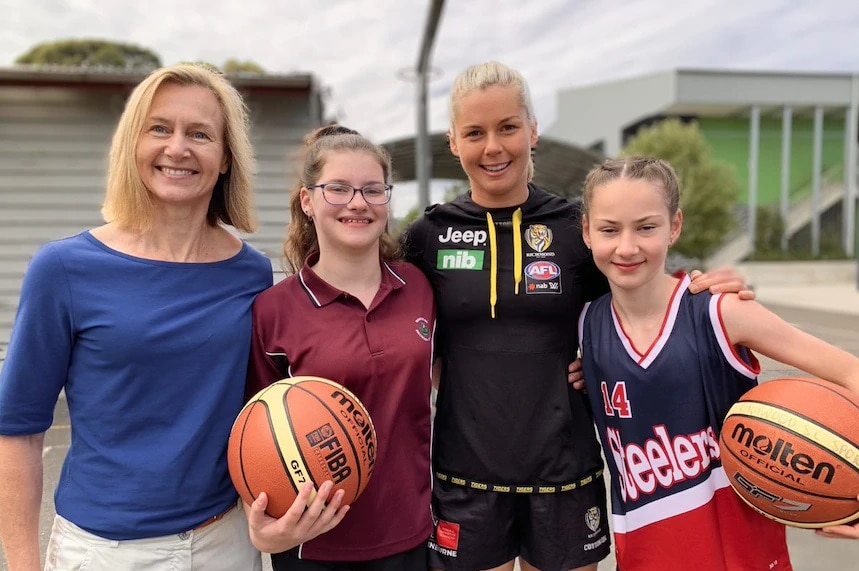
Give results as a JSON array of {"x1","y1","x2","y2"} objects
[
  {"x1": 227, "y1": 376, "x2": 377, "y2": 518},
  {"x1": 720, "y1": 377, "x2": 859, "y2": 528}
]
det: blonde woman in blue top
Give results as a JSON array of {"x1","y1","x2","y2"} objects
[{"x1": 0, "y1": 64, "x2": 274, "y2": 571}]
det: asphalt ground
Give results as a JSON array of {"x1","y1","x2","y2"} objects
[{"x1": 2, "y1": 301, "x2": 858, "y2": 570}]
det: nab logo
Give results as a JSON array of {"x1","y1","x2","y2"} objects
[
  {"x1": 437, "y1": 249, "x2": 484, "y2": 270},
  {"x1": 525, "y1": 261, "x2": 560, "y2": 280}
]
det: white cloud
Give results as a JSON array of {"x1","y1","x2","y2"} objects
[{"x1": 2, "y1": 0, "x2": 858, "y2": 159}]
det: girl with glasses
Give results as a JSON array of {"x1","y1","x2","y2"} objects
[{"x1": 243, "y1": 125, "x2": 436, "y2": 571}]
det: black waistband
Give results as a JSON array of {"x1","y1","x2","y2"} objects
[{"x1": 434, "y1": 468, "x2": 603, "y2": 494}]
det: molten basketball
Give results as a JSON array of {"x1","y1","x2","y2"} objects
[
  {"x1": 720, "y1": 377, "x2": 859, "y2": 528},
  {"x1": 227, "y1": 376, "x2": 377, "y2": 518}
]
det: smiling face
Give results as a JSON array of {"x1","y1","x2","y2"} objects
[
  {"x1": 300, "y1": 150, "x2": 389, "y2": 257},
  {"x1": 135, "y1": 82, "x2": 229, "y2": 214},
  {"x1": 449, "y1": 84, "x2": 538, "y2": 207},
  {"x1": 583, "y1": 177, "x2": 682, "y2": 292}
]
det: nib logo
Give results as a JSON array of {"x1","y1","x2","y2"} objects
[{"x1": 437, "y1": 250, "x2": 484, "y2": 270}]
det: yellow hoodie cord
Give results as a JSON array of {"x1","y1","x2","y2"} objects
[
  {"x1": 486, "y1": 208, "x2": 524, "y2": 318},
  {"x1": 512, "y1": 208, "x2": 522, "y2": 295},
  {"x1": 486, "y1": 212, "x2": 498, "y2": 318}
]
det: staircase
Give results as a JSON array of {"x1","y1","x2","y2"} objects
[{"x1": 706, "y1": 179, "x2": 851, "y2": 268}]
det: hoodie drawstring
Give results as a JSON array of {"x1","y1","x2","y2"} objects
[
  {"x1": 486, "y1": 212, "x2": 498, "y2": 319},
  {"x1": 486, "y1": 208, "x2": 523, "y2": 319},
  {"x1": 512, "y1": 208, "x2": 522, "y2": 295}
]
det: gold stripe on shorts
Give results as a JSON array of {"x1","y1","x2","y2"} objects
[{"x1": 434, "y1": 468, "x2": 603, "y2": 493}]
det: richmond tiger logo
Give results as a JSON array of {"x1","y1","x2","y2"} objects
[{"x1": 525, "y1": 224, "x2": 553, "y2": 252}]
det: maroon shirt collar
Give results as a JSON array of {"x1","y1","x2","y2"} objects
[{"x1": 297, "y1": 251, "x2": 407, "y2": 308}]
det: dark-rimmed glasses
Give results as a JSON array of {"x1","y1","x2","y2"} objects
[{"x1": 308, "y1": 183, "x2": 393, "y2": 205}]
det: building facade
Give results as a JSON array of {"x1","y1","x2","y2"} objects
[{"x1": 546, "y1": 69, "x2": 859, "y2": 263}]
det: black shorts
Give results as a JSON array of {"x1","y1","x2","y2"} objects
[
  {"x1": 270, "y1": 542, "x2": 427, "y2": 571},
  {"x1": 428, "y1": 476, "x2": 611, "y2": 571}
]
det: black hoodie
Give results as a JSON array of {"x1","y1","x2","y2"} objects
[{"x1": 402, "y1": 184, "x2": 609, "y2": 487}]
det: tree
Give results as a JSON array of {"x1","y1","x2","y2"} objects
[
  {"x1": 443, "y1": 180, "x2": 469, "y2": 202},
  {"x1": 395, "y1": 181, "x2": 467, "y2": 237},
  {"x1": 180, "y1": 61, "x2": 222, "y2": 73},
  {"x1": 223, "y1": 59, "x2": 265, "y2": 75},
  {"x1": 15, "y1": 39, "x2": 161, "y2": 70},
  {"x1": 621, "y1": 119, "x2": 739, "y2": 263},
  {"x1": 395, "y1": 207, "x2": 421, "y2": 237}
]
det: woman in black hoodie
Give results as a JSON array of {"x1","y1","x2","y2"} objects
[{"x1": 401, "y1": 61, "x2": 748, "y2": 571}]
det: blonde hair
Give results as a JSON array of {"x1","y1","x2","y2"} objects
[
  {"x1": 284, "y1": 125, "x2": 399, "y2": 273},
  {"x1": 449, "y1": 61, "x2": 537, "y2": 181},
  {"x1": 582, "y1": 156, "x2": 681, "y2": 218},
  {"x1": 102, "y1": 63, "x2": 257, "y2": 233}
]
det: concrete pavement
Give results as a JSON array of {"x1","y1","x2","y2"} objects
[
  {"x1": 739, "y1": 259, "x2": 859, "y2": 316},
  {"x1": 754, "y1": 282, "x2": 859, "y2": 317}
]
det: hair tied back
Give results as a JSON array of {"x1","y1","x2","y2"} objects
[{"x1": 306, "y1": 124, "x2": 360, "y2": 145}]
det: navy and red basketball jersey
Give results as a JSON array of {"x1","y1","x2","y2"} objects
[{"x1": 578, "y1": 274, "x2": 793, "y2": 571}]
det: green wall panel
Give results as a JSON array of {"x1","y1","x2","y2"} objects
[{"x1": 697, "y1": 116, "x2": 845, "y2": 206}]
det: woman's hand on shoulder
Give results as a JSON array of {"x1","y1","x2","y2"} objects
[
  {"x1": 568, "y1": 357, "x2": 586, "y2": 391},
  {"x1": 688, "y1": 267, "x2": 755, "y2": 300},
  {"x1": 244, "y1": 480, "x2": 348, "y2": 553}
]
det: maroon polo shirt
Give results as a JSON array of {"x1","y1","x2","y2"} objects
[{"x1": 247, "y1": 254, "x2": 435, "y2": 561}]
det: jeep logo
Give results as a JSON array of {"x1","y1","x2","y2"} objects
[{"x1": 438, "y1": 227, "x2": 487, "y2": 246}]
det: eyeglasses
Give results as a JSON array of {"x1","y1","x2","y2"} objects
[{"x1": 308, "y1": 183, "x2": 393, "y2": 205}]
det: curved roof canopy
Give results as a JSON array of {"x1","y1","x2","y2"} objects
[{"x1": 382, "y1": 133, "x2": 603, "y2": 199}]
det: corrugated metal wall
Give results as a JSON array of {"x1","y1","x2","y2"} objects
[
  {"x1": 0, "y1": 87, "x2": 118, "y2": 352},
  {"x1": 246, "y1": 91, "x2": 319, "y2": 265}
]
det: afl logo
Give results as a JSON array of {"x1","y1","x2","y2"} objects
[{"x1": 525, "y1": 261, "x2": 560, "y2": 280}]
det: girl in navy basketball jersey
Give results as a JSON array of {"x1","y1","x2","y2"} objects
[
  {"x1": 577, "y1": 156, "x2": 859, "y2": 570},
  {"x1": 243, "y1": 126, "x2": 436, "y2": 571}
]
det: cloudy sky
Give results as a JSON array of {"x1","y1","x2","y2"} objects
[{"x1": 2, "y1": 0, "x2": 858, "y2": 211}]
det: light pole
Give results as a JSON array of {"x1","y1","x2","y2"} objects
[{"x1": 414, "y1": 0, "x2": 446, "y2": 211}]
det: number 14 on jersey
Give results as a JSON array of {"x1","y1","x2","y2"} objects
[{"x1": 600, "y1": 381, "x2": 632, "y2": 418}]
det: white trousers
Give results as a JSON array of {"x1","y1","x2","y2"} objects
[{"x1": 44, "y1": 502, "x2": 262, "y2": 571}]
